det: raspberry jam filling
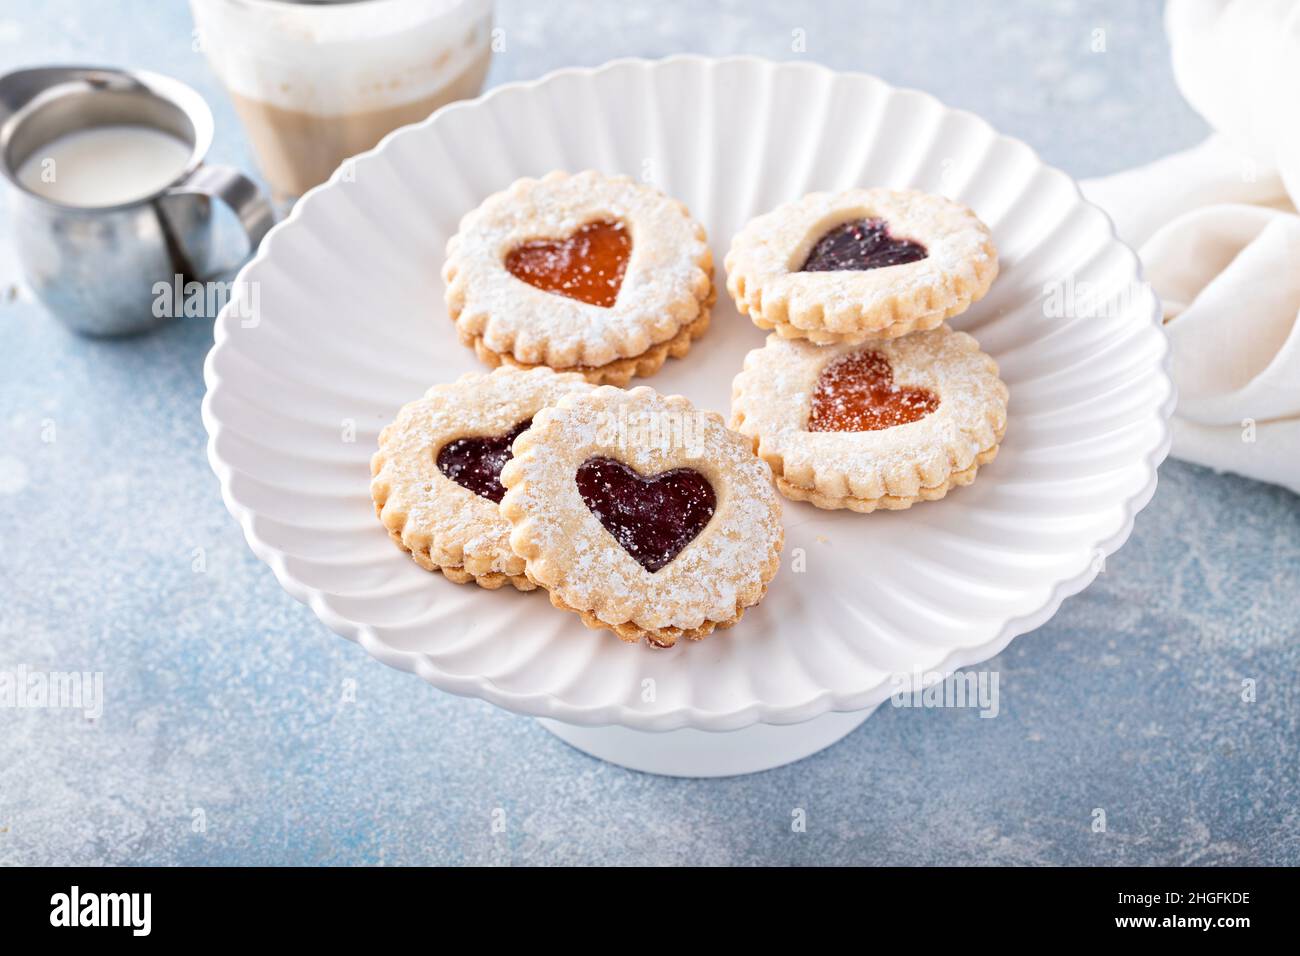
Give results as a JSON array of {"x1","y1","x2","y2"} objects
[
  {"x1": 575, "y1": 456, "x2": 715, "y2": 572},
  {"x1": 808, "y1": 351, "x2": 939, "y2": 432},
  {"x1": 505, "y1": 219, "x2": 631, "y2": 307},
  {"x1": 800, "y1": 218, "x2": 927, "y2": 272},
  {"x1": 436, "y1": 419, "x2": 532, "y2": 503}
]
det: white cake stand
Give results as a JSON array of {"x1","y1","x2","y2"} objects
[
  {"x1": 203, "y1": 57, "x2": 1173, "y2": 777},
  {"x1": 540, "y1": 708, "x2": 879, "y2": 777}
]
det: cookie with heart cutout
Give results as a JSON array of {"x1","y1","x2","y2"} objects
[
  {"x1": 499, "y1": 386, "x2": 783, "y2": 647},
  {"x1": 370, "y1": 366, "x2": 594, "y2": 589},
  {"x1": 443, "y1": 170, "x2": 715, "y2": 386},
  {"x1": 725, "y1": 188, "x2": 998, "y2": 344},
  {"x1": 730, "y1": 325, "x2": 1008, "y2": 513}
]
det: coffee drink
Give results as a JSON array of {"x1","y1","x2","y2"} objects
[{"x1": 190, "y1": 0, "x2": 493, "y2": 198}]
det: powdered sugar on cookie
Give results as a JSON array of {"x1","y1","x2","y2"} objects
[
  {"x1": 444, "y1": 170, "x2": 714, "y2": 371},
  {"x1": 500, "y1": 386, "x2": 783, "y2": 645},
  {"x1": 725, "y1": 188, "x2": 998, "y2": 342},
  {"x1": 371, "y1": 366, "x2": 593, "y2": 586},
  {"x1": 731, "y1": 326, "x2": 1008, "y2": 509}
]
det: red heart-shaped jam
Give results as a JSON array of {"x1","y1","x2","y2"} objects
[
  {"x1": 436, "y1": 419, "x2": 532, "y2": 503},
  {"x1": 801, "y1": 218, "x2": 927, "y2": 272},
  {"x1": 575, "y1": 457, "x2": 715, "y2": 573},
  {"x1": 505, "y1": 219, "x2": 630, "y2": 307},
  {"x1": 808, "y1": 351, "x2": 939, "y2": 431}
]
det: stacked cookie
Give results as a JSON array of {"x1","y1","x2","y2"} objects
[
  {"x1": 372, "y1": 368, "x2": 783, "y2": 647},
  {"x1": 443, "y1": 170, "x2": 714, "y2": 386},
  {"x1": 727, "y1": 189, "x2": 1009, "y2": 513},
  {"x1": 373, "y1": 171, "x2": 1009, "y2": 646}
]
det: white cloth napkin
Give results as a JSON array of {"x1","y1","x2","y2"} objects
[{"x1": 1079, "y1": 0, "x2": 1300, "y2": 494}]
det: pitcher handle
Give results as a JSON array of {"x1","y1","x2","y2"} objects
[{"x1": 167, "y1": 164, "x2": 275, "y2": 277}]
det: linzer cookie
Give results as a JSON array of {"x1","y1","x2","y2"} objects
[
  {"x1": 725, "y1": 188, "x2": 997, "y2": 344},
  {"x1": 443, "y1": 170, "x2": 715, "y2": 386},
  {"x1": 370, "y1": 366, "x2": 593, "y2": 589},
  {"x1": 730, "y1": 325, "x2": 1008, "y2": 513},
  {"x1": 499, "y1": 386, "x2": 783, "y2": 647}
]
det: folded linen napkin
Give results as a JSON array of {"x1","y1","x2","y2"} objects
[{"x1": 1079, "y1": 0, "x2": 1300, "y2": 494}]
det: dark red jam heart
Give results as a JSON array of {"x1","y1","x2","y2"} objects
[
  {"x1": 575, "y1": 457, "x2": 715, "y2": 573},
  {"x1": 436, "y1": 419, "x2": 532, "y2": 503},
  {"x1": 801, "y1": 218, "x2": 927, "y2": 272},
  {"x1": 808, "y1": 351, "x2": 939, "y2": 431}
]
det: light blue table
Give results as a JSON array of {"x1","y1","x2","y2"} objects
[{"x1": 2, "y1": 0, "x2": 1296, "y2": 866}]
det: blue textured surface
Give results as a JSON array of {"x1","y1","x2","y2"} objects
[{"x1": 1, "y1": 0, "x2": 1297, "y2": 866}]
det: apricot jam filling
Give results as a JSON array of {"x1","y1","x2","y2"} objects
[{"x1": 505, "y1": 219, "x2": 630, "y2": 307}]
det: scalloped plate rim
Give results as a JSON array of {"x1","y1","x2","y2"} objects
[{"x1": 202, "y1": 54, "x2": 1175, "y2": 732}]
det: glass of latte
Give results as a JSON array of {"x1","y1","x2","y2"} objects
[{"x1": 190, "y1": 0, "x2": 494, "y2": 198}]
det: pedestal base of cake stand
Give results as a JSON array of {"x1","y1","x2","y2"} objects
[{"x1": 538, "y1": 705, "x2": 879, "y2": 777}]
